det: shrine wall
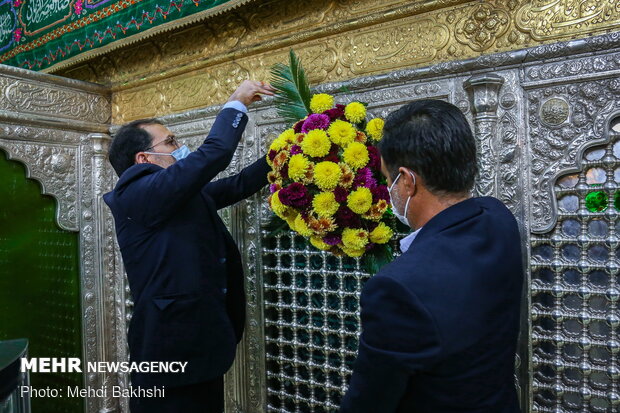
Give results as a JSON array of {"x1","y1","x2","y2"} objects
[
  {"x1": 48, "y1": 0, "x2": 620, "y2": 124},
  {"x1": 0, "y1": 1, "x2": 618, "y2": 412},
  {"x1": 157, "y1": 31, "x2": 620, "y2": 412}
]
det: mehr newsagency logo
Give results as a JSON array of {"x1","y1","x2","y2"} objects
[{"x1": 19, "y1": 357, "x2": 187, "y2": 398}]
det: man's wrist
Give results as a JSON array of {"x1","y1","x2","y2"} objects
[{"x1": 223, "y1": 100, "x2": 248, "y2": 114}]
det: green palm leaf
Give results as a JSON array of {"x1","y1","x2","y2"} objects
[{"x1": 270, "y1": 49, "x2": 312, "y2": 125}]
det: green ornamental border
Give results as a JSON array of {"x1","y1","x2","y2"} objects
[{"x1": 0, "y1": 0, "x2": 255, "y2": 71}]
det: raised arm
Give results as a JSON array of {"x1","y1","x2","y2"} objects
[{"x1": 116, "y1": 81, "x2": 274, "y2": 227}]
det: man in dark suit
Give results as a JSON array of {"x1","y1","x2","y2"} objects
[
  {"x1": 341, "y1": 100, "x2": 524, "y2": 412},
  {"x1": 103, "y1": 80, "x2": 274, "y2": 413}
]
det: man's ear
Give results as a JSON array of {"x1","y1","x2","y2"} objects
[
  {"x1": 399, "y1": 167, "x2": 418, "y2": 197},
  {"x1": 135, "y1": 152, "x2": 149, "y2": 164}
]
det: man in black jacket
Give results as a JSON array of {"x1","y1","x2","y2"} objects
[
  {"x1": 341, "y1": 100, "x2": 524, "y2": 412},
  {"x1": 104, "y1": 80, "x2": 273, "y2": 412}
]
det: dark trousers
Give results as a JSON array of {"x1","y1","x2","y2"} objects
[{"x1": 129, "y1": 376, "x2": 224, "y2": 413}]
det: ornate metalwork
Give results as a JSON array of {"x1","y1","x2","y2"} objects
[
  {"x1": 526, "y1": 76, "x2": 620, "y2": 234},
  {"x1": 455, "y1": 3, "x2": 510, "y2": 52},
  {"x1": 0, "y1": 70, "x2": 123, "y2": 413},
  {"x1": 540, "y1": 97, "x2": 570, "y2": 127},
  {"x1": 2, "y1": 13, "x2": 620, "y2": 413},
  {"x1": 530, "y1": 131, "x2": 620, "y2": 412},
  {"x1": 464, "y1": 74, "x2": 505, "y2": 198},
  {"x1": 46, "y1": 0, "x2": 620, "y2": 123}
]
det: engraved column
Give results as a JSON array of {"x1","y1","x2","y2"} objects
[
  {"x1": 464, "y1": 74, "x2": 504, "y2": 197},
  {"x1": 224, "y1": 111, "x2": 269, "y2": 413},
  {"x1": 81, "y1": 133, "x2": 121, "y2": 413}
]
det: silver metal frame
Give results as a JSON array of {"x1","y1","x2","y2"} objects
[{"x1": 0, "y1": 66, "x2": 128, "y2": 413}]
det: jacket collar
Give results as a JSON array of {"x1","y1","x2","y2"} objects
[
  {"x1": 412, "y1": 197, "x2": 483, "y2": 244},
  {"x1": 103, "y1": 163, "x2": 162, "y2": 207}
]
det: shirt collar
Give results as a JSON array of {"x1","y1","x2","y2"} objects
[{"x1": 399, "y1": 227, "x2": 423, "y2": 253}]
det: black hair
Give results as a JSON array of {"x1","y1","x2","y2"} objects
[
  {"x1": 378, "y1": 99, "x2": 478, "y2": 195},
  {"x1": 108, "y1": 118, "x2": 162, "y2": 177}
]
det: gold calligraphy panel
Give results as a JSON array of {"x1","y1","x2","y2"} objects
[
  {"x1": 51, "y1": 0, "x2": 620, "y2": 123},
  {"x1": 339, "y1": 19, "x2": 450, "y2": 74},
  {"x1": 516, "y1": 0, "x2": 620, "y2": 40}
]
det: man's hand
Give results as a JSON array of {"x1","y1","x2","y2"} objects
[{"x1": 227, "y1": 80, "x2": 275, "y2": 107}]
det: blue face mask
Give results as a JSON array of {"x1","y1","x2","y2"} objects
[{"x1": 144, "y1": 145, "x2": 191, "y2": 161}]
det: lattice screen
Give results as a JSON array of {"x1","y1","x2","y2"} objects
[
  {"x1": 262, "y1": 231, "x2": 366, "y2": 412},
  {"x1": 530, "y1": 130, "x2": 620, "y2": 412}
]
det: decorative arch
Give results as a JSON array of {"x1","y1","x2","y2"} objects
[{"x1": 0, "y1": 149, "x2": 83, "y2": 413}]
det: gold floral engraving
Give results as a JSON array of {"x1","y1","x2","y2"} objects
[
  {"x1": 48, "y1": 0, "x2": 620, "y2": 123},
  {"x1": 455, "y1": 4, "x2": 510, "y2": 51}
]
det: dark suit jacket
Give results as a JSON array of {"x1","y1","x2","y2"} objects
[
  {"x1": 103, "y1": 108, "x2": 269, "y2": 387},
  {"x1": 341, "y1": 197, "x2": 524, "y2": 413}
]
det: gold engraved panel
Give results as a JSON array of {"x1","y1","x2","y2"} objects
[
  {"x1": 516, "y1": 0, "x2": 620, "y2": 40},
  {"x1": 52, "y1": 0, "x2": 620, "y2": 123},
  {"x1": 455, "y1": 3, "x2": 510, "y2": 52},
  {"x1": 339, "y1": 19, "x2": 450, "y2": 74}
]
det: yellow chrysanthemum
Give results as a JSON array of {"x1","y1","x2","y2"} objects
[
  {"x1": 369, "y1": 222, "x2": 393, "y2": 244},
  {"x1": 355, "y1": 131, "x2": 367, "y2": 144},
  {"x1": 301, "y1": 129, "x2": 331, "y2": 158},
  {"x1": 312, "y1": 192, "x2": 339, "y2": 217},
  {"x1": 344, "y1": 102, "x2": 366, "y2": 123},
  {"x1": 270, "y1": 191, "x2": 289, "y2": 218},
  {"x1": 347, "y1": 187, "x2": 373, "y2": 214},
  {"x1": 308, "y1": 215, "x2": 336, "y2": 236},
  {"x1": 272, "y1": 151, "x2": 289, "y2": 170},
  {"x1": 342, "y1": 228, "x2": 369, "y2": 250},
  {"x1": 339, "y1": 163, "x2": 354, "y2": 188},
  {"x1": 267, "y1": 171, "x2": 280, "y2": 184},
  {"x1": 285, "y1": 214, "x2": 298, "y2": 231},
  {"x1": 342, "y1": 142, "x2": 369, "y2": 170},
  {"x1": 328, "y1": 120, "x2": 356, "y2": 147},
  {"x1": 279, "y1": 128, "x2": 297, "y2": 143},
  {"x1": 314, "y1": 161, "x2": 342, "y2": 190},
  {"x1": 288, "y1": 154, "x2": 311, "y2": 182},
  {"x1": 341, "y1": 246, "x2": 366, "y2": 258},
  {"x1": 310, "y1": 236, "x2": 331, "y2": 251},
  {"x1": 364, "y1": 200, "x2": 389, "y2": 221},
  {"x1": 294, "y1": 214, "x2": 314, "y2": 237},
  {"x1": 366, "y1": 118, "x2": 385, "y2": 141},
  {"x1": 269, "y1": 136, "x2": 288, "y2": 152},
  {"x1": 310, "y1": 94, "x2": 335, "y2": 113}
]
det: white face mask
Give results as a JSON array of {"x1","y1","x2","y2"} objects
[
  {"x1": 388, "y1": 170, "x2": 416, "y2": 228},
  {"x1": 144, "y1": 145, "x2": 191, "y2": 162}
]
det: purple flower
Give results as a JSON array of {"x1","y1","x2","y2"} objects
[
  {"x1": 269, "y1": 184, "x2": 279, "y2": 193},
  {"x1": 278, "y1": 183, "x2": 311, "y2": 208},
  {"x1": 293, "y1": 120, "x2": 304, "y2": 133},
  {"x1": 268, "y1": 150, "x2": 277, "y2": 162},
  {"x1": 333, "y1": 187, "x2": 348, "y2": 203},
  {"x1": 290, "y1": 145, "x2": 302, "y2": 155},
  {"x1": 367, "y1": 146, "x2": 381, "y2": 170},
  {"x1": 335, "y1": 206, "x2": 361, "y2": 228},
  {"x1": 323, "y1": 234, "x2": 342, "y2": 246},
  {"x1": 324, "y1": 144, "x2": 340, "y2": 163},
  {"x1": 323, "y1": 104, "x2": 345, "y2": 121},
  {"x1": 353, "y1": 168, "x2": 376, "y2": 189},
  {"x1": 301, "y1": 114, "x2": 331, "y2": 133},
  {"x1": 371, "y1": 184, "x2": 390, "y2": 202}
]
